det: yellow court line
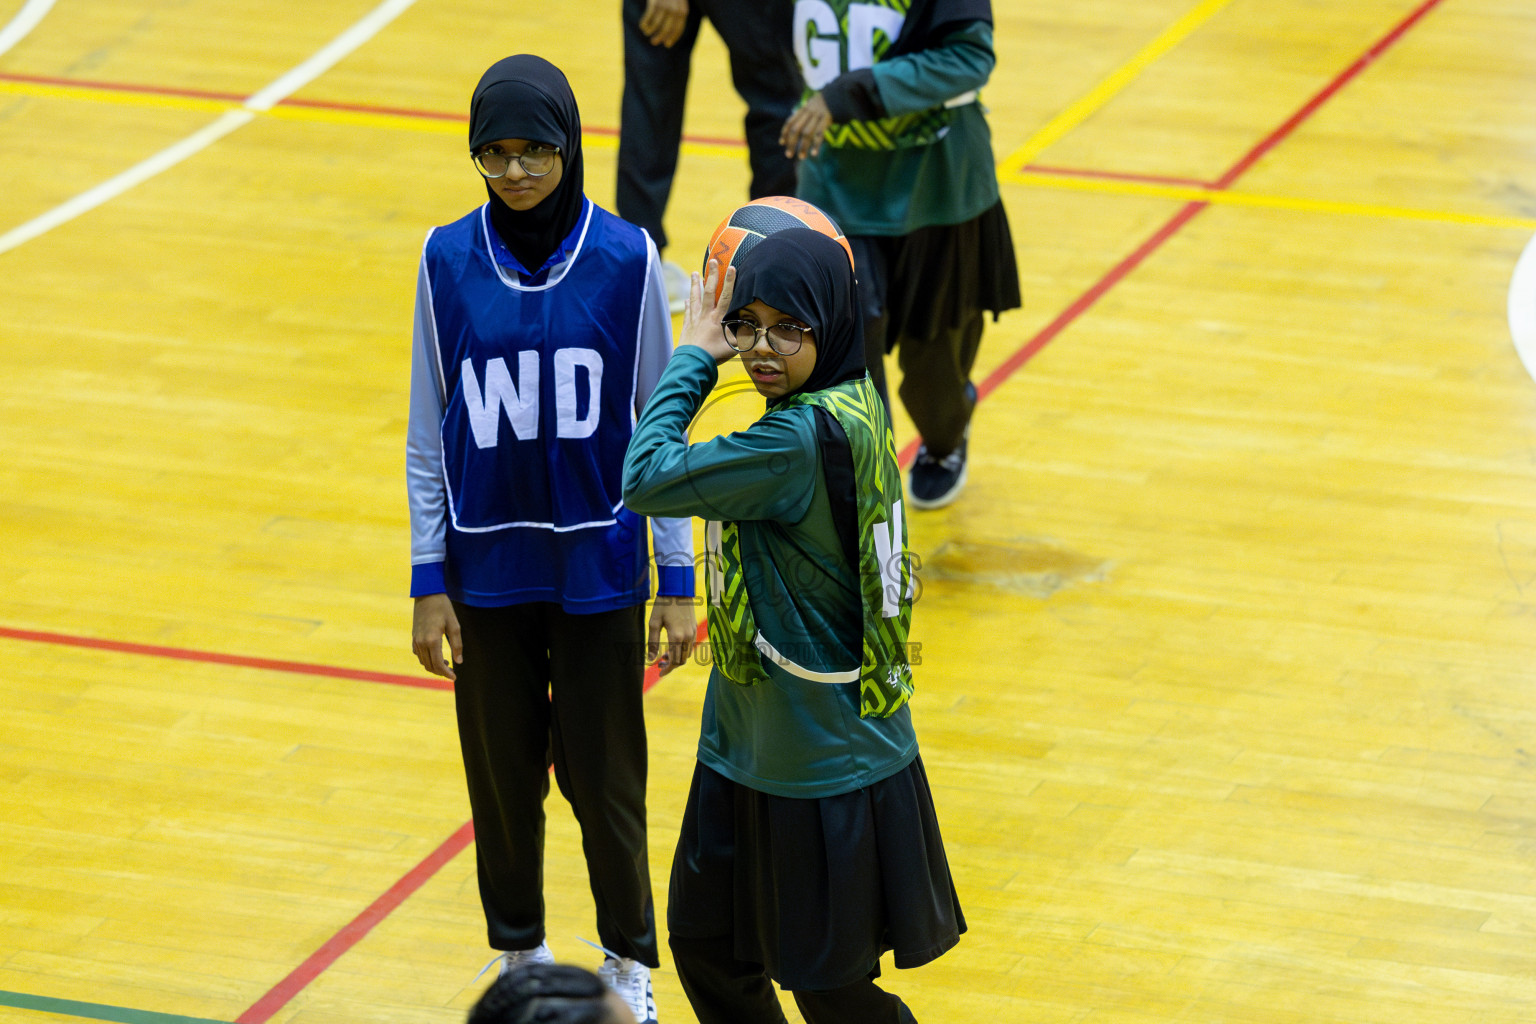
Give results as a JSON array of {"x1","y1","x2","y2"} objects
[
  {"x1": 0, "y1": 78, "x2": 236, "y2": 115},
  {"x1": 1005, "y1": 169, "x2": 1536, "y2": 231},
  {"x1": 0, "y1": 78, "x2": 468, "y2": 135},
  {"x1": 0, "y1": 78, "x2": 743, "y2": 156},
  {"x1": 251, "y1": 106, "x2": 745, "y2": 157},
  {"x1": 263, "y1": 104, "x2": 461, "y2": 134},
  {"x1": 996, "y1": 0, "x2": 1236, "y2": 178},
  {"x1": 10, "y1": 73, "x2": 1527, "y2": 231}
]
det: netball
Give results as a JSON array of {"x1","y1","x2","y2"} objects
[{"x1": 701, "y1": 196, "x2": 854, "y2": 302}]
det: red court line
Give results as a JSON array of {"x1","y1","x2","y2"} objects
[
  {"x1": 230, "y1": 629, "x2": 692, "y2": 1021},
  {"x1": 235, "y1": 821, "x2": 476, "y2": 1024},
  {"x1": 0, "y1": 619, "x2": 700, "y2": 694},
  {"x1": 0, "y1": 616, "x2": 695, "y2": 1022},
  {"x1": 0, "y1": 625, "x2": 450, "y2": 691},
  {"x1": 280, "y1": 94, "x2": 465, "y2": 122},
  {"x1": 13, "y1": 0, "x2": 1448, "y2": 1010},
  {"x1": 0, "y1": 70, "x2": 1225, "y2": 185},
  {"x1": 1024, "y1": 163, "x2": 1215, "y2": 189},
  {"x1": 0, "y1": 70, "x2": 248, "y2": 103},
  {"x1": 0, "y1": 71, "x2": 740, "y2": 144},
  {"x1": 1212, "y1": 0, "x2": 1443, "y2": 190},
  {"x1": 898, "y1": 0, "x2": 1446, "y2": 466}
]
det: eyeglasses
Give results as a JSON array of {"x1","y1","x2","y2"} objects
[
  {"x1": 721, "y1": 318, "x2": 812, "y2": 356},
  {"x1": 473, "y1": 145, "x2": 560, "y2": 179}
]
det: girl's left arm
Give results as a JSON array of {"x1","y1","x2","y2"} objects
[
  {"x1": 633, "y1": 239, "x2": 697, "y2": 675},
  {"x1": 866, "y1": 18, "x2": 995, "y2": 115},
  {"x1": 782, "y1": 22, "x2": 994, "y2": 159},
  {"x1": 850, "y1": 20, "x2": 995, "y2": 118}
]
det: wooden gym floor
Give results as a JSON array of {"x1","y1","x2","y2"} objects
[{"x1": 3, "y1": 0, "x2": 1536, "y2": 1021}]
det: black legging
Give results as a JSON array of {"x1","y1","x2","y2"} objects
[
  {"x1": 670, "y1": 935, "x2": 918, "y2": 1024},
  {"x1": 451, "y1": 600, "x2": 657, "y2": 966},
  {"x1": 865, "y1": 306, "x2": 984, "y2": 456}
]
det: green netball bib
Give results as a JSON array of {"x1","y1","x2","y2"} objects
[
  {"x1": 704, "y1": 376, "x2": 915, "y2": 718},
  {"x1": 794, "y1": 0, "x2": 956, "y2": 151}
]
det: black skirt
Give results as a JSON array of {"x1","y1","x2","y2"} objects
[
  {"x1": 667, "y1": 755, "x2": 965, "y2": 992},
  {"x1": 850, "y1": 198, "x2": 1022, "y2": 348}
]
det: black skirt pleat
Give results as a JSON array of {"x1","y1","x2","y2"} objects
[
  {"x1": 851, "y1": 198, "x2": 1022, "y2": 349},
  {"x1": 668, "y1": 756, "x2": 965, "y2": 991}
]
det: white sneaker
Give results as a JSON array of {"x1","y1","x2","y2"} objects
[
  {"x1": 481, "y1": 940, "x2": 555, "y2": 978},
  {"x1": 598, "y1": 956, "x2": 658, "y2": 1024},
  {"x1": 662, "y1": 260, "x2": 688, "y2": 315}
]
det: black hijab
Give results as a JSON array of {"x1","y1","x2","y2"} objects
[
  {"x1": 730, "y1": 228, "x2": 867, "y2": 571},
  {"x1": 468, "y1": 55, "x2": 585, "y2": 273},
  {"x1": 728, "y1": 228, "x2": 865, "y2": 406}
]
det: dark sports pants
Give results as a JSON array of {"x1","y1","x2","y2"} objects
[
  {"x1": 670, "y1": 935, "x2": 918, "y2": 1024},
  {"x1": 877, "y1": 307, "x2": 984, "y2": 458},
  {"x1": 852, "y1": 234, "x2": 985, "y2": 458},
  {"x1": 451, "y1": 600, "x2": 658, "y2": 966},
  {"x1": 617, "y1": 0, "x2": 801, "y2": 251}
]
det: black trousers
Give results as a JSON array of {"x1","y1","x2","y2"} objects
[
  {"x1": 670, "y1": 935, "x2": 918, "y2": 1024},
  {"x1": 870, "y1": 307, "x2": 984, "y2": 457},
  {"x1": 451, "y1": 600, "x2": 657, "y2": 966},
  {"x1": 617, "y1": 0, "x2": 801, "y2": 251},
  {"x1": 852, "y1": 233, "x2": 987, "y2": 457}
]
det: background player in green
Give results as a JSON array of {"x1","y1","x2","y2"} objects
[
  {"x1": 779, "y1": 0, "x2": 1022, "y2": 509},
  {"x1": 623, "y1": 232, "x2": 963, "y2": 1023}
]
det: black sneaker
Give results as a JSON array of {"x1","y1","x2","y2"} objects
[{"x1": 908, "y1": 434, "x2": 968, "y2": 509}]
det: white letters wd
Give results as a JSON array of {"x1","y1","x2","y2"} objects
[
  {"x1": 870, "y1": 499, "x2": 913, "y2": 618},
  {"x1": 461, "y1": 348, "x2": 606, "y2": 446},
  {"x1": 554, "y1": 348, "x2": 603, "y2": 439},
  {"x1": 463, "y1": 352, "x2": 538, "y2": 448}
]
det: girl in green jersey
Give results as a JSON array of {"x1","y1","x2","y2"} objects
[{"x1": 624, "y1": 230, "x2": 962, "y2": 1024}]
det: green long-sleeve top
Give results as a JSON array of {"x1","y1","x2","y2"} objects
[
  {"x1": 623, "y1": 347, "x2": 917, "y2": 798},
  {"x1": 797, "y1": 20, "x2": 1000, "y2": 236}
]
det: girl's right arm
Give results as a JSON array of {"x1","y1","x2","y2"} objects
[
  {"x1": 622, "y1": 348, "x2": 819, "y2": 524},
  {"x1": 406, "y1": 247, "x2": 449, "y2": 596},
  {"x1": 405, "y1": 242, "x2": 462, "y2": 679}
]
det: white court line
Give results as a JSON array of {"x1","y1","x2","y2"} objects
[
  {"x1": 1509, "y1": 231, "x2": 1536, "y2": 385},
  {"x1": 0, "y1": 109, "x2": 257, "y2": 253},
  {"x1": 245, "y1": 0, "x2": 415, "y2": 111},
  {"x1": 0, "y1": 0, "x2": 417, "y2": 255},
  {"x1": 0, "y1": 0, "x2": 55, "y2": 58}
]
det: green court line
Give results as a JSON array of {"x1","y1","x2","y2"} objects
[{"x1": 0, "y1": 990, "x2": 230, "y2": 1024}]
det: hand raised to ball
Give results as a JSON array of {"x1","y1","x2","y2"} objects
[{"x1": 678, "y1": 259, "x2": 738, "y2": 365}]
